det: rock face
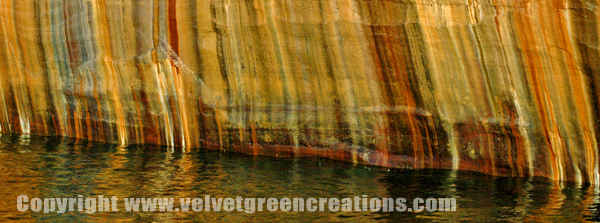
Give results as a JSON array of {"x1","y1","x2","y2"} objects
[{"x1": 0, "y1": 0, "x2": 599, "y2": 183}]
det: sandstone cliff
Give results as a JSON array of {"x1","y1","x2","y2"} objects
[{"x1": 1, "y1": 0, "x2": 599, "y2": 183}]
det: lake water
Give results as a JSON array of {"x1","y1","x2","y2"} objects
[{"x1": 0, "y1": 134, "x2": 599, "y2": 222}]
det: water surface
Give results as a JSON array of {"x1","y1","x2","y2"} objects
[{"x1": 0, "y1": 134, "x2": 598, "y2": 222}]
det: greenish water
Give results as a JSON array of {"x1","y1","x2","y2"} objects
[{"x1": 0, "y1": 134, "x2": 599, "y2": 222}]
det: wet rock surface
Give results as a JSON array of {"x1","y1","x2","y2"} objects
[{"x1": 1, "y1": 0, "x2": 600, "y2": 183}]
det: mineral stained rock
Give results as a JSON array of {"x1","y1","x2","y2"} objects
[{"x1": 1, "y1": 0, "x2": 599, "y2": 183}]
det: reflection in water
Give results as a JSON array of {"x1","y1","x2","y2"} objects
[{"x1": 0, "y1": 134, "x2": 599, "y2": 222}]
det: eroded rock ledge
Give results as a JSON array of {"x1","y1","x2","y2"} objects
[{"x1": 1, "y1": 0, "x2": 600, "y2": 183}]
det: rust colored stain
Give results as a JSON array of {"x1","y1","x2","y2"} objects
[{"x1": 168, "y1": 0, "x2": 179, "y2": 56}]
